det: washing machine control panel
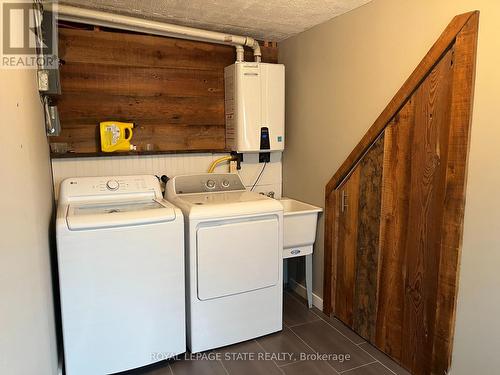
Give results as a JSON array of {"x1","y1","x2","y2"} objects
[
  {"x1": 60, "y1": 175, "x2": 161, "y2": 200},
  {"x1": 174, "y1": 173, "x2": 245, "y2": 194},
  {"x1": 95, "y1": 178, "x2": 149, "y2": 193}
]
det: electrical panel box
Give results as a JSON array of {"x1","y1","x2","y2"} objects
[{"x1": 224, "y1": 62, "x2": 285, "y2": 153}]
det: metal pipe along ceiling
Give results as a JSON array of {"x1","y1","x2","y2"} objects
[{"x1": 54, "y1": 4, "x2": 262, "y2": 62}]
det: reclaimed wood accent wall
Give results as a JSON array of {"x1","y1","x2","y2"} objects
[
  {"x1": 50, "y1": 24, "x2": 278, "y2": 155},
  {"x1": 323, "y1": 12, "x2": 479, "y2": 375}
]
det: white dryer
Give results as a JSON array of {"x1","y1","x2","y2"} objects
[
  {"x1": 56, "y1": 175, "x2": 185, "y2": 375},
  {"x1": 165, "y1": 173, "x2": 283, "y2": 353}
]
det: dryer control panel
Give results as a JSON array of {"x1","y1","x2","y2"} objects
[{"x1": 171, "y1": 173, "x2": 245, "y2": 195}]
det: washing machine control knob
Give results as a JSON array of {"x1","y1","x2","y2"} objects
[
  {"x1": 206, "y1": 179, "x2": 216, "y2": 189},
  {"x1": 221, "y1": 180, "x2": 230, "y2": 188},
  {"x1": 106, "y1": 180, "x2": 119, "y2": 191}
]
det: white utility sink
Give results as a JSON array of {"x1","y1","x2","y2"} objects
[
  {"x1": 280, "y1": 197, "x2": 322, "y2": 308},
  {"x1": 280, "y1": 198, "x2": 322, "y2": 259}
]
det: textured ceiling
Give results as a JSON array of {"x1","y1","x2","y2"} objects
[{"x1": 59, "y1": 0, "x2": 372, "y2": 41}]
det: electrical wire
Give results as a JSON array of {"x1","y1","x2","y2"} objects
[{"x1": 250, "y1": 162, "x2": 267, "y2": 191}]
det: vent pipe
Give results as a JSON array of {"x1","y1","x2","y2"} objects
[{"x1": 55, "y1": 4, "x2": 262, "y2": 62}]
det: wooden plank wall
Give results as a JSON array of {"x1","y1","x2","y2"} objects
[
  {"x1": 50, "y1": 25, "x2": 278, "y2": 154},
  {"x1": 323, "y1": 11, "x2": 479, "y2": 375},
  {"x1": 375, "y1": 100, "x2": 414, "y2": 358},
  {"x1": 377, "y1": 47, "x2": 454, "y2": 374}
]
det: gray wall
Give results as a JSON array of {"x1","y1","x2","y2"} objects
[
  {"x1": 0, "y1": 67, "x2": 58, "y2": 374},
  {"x1": 279, "y1": 0, "x2": 500, "y2": 373}
]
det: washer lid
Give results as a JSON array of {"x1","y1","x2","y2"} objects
[{"x1": 66, "y1": 199, "x2": 176, "y2": 230}]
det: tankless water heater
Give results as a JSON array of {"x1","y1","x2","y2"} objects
[{"x1": 224, "y1": 62, "x2": 285, "y2": 153}]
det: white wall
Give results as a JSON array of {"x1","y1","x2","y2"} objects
[
  {"x1": 0, "y1": 70, "x2": 58, "y2": 373},
  {"x1": 279, "y1": 0, "x2": 500, "y2": 373},
  {"x1": 51, "y1": 152, "x2": 282, "y2": 199}
]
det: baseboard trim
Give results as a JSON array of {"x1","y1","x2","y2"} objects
[{"x1": 288, "y1": 278, "x2": 324, "y2": 311}]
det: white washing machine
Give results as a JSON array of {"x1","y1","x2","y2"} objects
[
  {"x1": 165, "y1": 173, "x2": 283, "y2": 353},
  {"x1": 56, "y1": 175, "x2": 185, "y2": 375}
]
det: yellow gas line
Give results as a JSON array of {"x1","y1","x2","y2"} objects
[{"x1": 207, "y1": 156, "x2": 234, "y2": 173}]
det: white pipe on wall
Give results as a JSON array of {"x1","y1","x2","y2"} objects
[
  {"x1": 55, "y1": 4, "x2": 262, "y2": 62},
  {"x1": 235, "y1": 45, "x2": 245, "y2": 63}
]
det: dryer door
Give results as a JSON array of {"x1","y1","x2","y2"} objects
[{"x1": 196, "y1": 217, "x2": 279, "y2": 300}]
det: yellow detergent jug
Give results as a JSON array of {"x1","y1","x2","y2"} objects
[{"x1": 100, "y1": 121, "x2": 137, "y2": 152}]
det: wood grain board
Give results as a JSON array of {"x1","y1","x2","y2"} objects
[
  {"x1": 334, "y1": 167, "x2": 360, "y2": 326},
  {"x1": 352, "y1": 134, "x2": 384, "y2": 342},
  {"x1": 375, "y1": 100, "x2": 414, "y2": 361},
  {"x1": 333, "y1": 134, "x2": 384, "y2": 339},
  {"x1": 323, "y1": 189, "x2": 338, "y2": 315},
  {"x1": 323, "y1": 12, "x2": 479, "y2": 375},
  {"x1": 50, "y1": 26, "x2": 278, "y2": 154},
  {"x1": 430, "y1": 12, "x2": 479, "y2": 374},
  {"x1": 399, "y1": 47, "x2": 453, "y2": 374}
]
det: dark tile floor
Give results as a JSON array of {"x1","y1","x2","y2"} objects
[{"x1": 137, "y1": 291, "x2": 411, "y2": 375}]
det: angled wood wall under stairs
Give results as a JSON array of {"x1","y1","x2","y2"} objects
[{"x1": 323, "y1": 11, "x2": 479, "y2": 375}]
